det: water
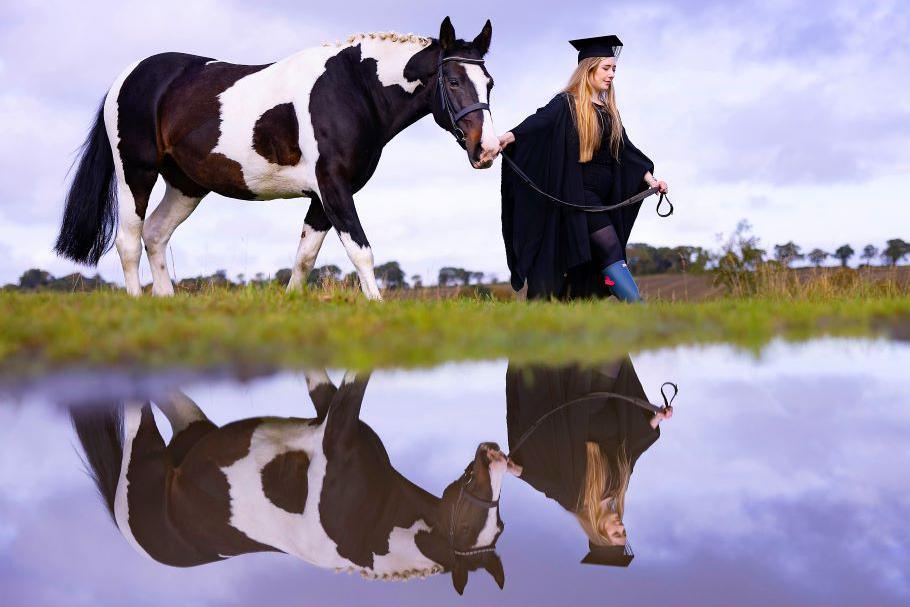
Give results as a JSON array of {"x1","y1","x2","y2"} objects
[{"x1": 1, "y1": 338, "x2": 908, "y2": 606}]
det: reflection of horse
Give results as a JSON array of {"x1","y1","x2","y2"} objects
[
  {"x1": 54, "y1": 17, "x2": 499, "y2": 300},
  {"x1": 71, "y1": 371, "x2": 510, "y2": 593}
]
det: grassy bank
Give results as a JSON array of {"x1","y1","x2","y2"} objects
[{"x1": 2, "y1": 287, "x2": 909, "y2": 376}]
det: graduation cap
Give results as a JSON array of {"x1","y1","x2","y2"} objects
[
  {"x1": 569, "y1": 35, "x2": 623, "y2": 63},
  {"x1": 580, "y1": 542, "x2": 634, "y2": 567}
]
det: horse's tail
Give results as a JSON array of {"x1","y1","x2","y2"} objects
[
  {"x1": 54, "y1": 98, "x2": 118, "y2": 266},
  {"x1": 70, "y1": 404, "x2": 124, "y2": 522}
]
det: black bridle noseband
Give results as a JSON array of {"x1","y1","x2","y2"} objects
[
  {"x1": 434, "y1": 55, "x2": 490, "y2": 150},
  {"x1": 447, "y1": 466, "x2": 500, "y2": 558}
]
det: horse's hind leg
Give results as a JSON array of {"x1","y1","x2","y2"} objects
[
  {"x1": 287, "y1": 197, "x2": 331, "y2": 291},
  {"x1": 113, "y1": 169, "x2": 156, "y2": 296},
  {"x1": 143, "y1": 182, "x2": 205, "y2": 296}
]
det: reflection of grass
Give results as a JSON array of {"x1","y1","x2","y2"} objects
[{"x1": 2, "y1": 287, "x2": 908, "y2": 375}]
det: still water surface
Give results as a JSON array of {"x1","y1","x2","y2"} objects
[{"x1": 1, "y1": 338, "x2": 907, "y2": 606}]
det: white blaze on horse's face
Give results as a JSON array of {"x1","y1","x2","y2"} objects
[{"x1": 462, "y1": 63, "x2": 499, "y2": 168}]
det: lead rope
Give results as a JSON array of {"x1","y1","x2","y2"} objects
[
  {"x1": 501, "y1": 152, "x2": 674, "y2": 217},
  {"x1": 506, "y1": 382, "x2": 678, "y2": 459}
]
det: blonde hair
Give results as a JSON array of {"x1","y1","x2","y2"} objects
[
  {"x1": 562, "y1": 57, "x2": 623, "y2": 162},
  {"x1": 575, "y1": 441, "x2": 631, "y2": 546}
]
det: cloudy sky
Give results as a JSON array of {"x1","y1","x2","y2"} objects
[{"x1": 1, "y1": 0, "x2": 907, "y2": 285}]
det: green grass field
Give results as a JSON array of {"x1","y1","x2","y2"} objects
[{"x1": 2, "y1": 287, "x2": 909, "y2": 377}]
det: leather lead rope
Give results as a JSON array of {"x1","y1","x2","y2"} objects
[{"x1": 501, "y1": 152, "x2": 674, "y2": 217}]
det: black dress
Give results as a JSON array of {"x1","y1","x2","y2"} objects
[{"x1": 582, "y1": 104, "x2": 619, "y2": 235}]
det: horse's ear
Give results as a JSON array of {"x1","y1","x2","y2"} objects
[
  {"x1": 473, "y1": 19, "x2": 492, "y2": 55},
  {"x1": 439, "y1": 16, "x2": 456, "y2": 51},
  {"x1": 484, "y1": 553, "x2": 505, "y2": 589},
  {"x1": 451, "y1": 564, "x2": 468, "y2": 595}
]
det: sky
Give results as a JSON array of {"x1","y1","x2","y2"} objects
[
  {"x1": 1, "y1": 339, "x2": 909, "y2": 605},
  {"x1": 1, "y1": 0, "x2": 908, "y2": 285}
]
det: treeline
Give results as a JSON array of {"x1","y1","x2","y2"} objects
[
  {"x1": 4, "y1": 230, "x2": 907, "y2": 293},
  {"x1": 626, "y1": 236, "x2": 909, "y2": 274},
  {"x1": 2, "y1": 263, "x2": 493, "y2": 292}
]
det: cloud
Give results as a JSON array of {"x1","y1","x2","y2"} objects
[{"x1": 0, "y1": 0, "x2": 908, "y2": 284}]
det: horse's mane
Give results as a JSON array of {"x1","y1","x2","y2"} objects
[
  {"x1": 322, "y1": 31, "x2": 433, "y2": 48},
  {"x1": 334, "y1": 564, "x2": 444, "y2": 581}
]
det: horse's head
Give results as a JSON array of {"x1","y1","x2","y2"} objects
[
  {"x1": 416, "y1": 441, "x2": 517, "y2": 594},
  {"x1": 430, "y1": 16, "x2": 499, "y2": 169}
]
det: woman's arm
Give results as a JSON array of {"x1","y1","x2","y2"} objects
[{"x1": 499, "y1": 94, "x2": 567, "y2": 150}]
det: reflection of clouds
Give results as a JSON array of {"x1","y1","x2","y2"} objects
[
  {"x1": 630, "y1": 338, "x2": 910, "y2": 598},
  {"x1": 1, "y1": 339, "x2": 909, "y2": 603}
]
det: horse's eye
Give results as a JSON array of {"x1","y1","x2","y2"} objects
[{"x1": 448, "y1": 79, "x2": 459, "y2": 87}]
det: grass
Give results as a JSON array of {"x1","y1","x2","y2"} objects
[{"x1": 2, "y1": 285, "x2": 909, "y2": 378}]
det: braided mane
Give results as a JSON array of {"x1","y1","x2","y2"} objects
[{"x1": 322, "y1": 31, "x2": 433, "y2": 48}]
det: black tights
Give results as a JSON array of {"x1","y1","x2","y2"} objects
[{"x1": 589, "y1": 225, "x2": 623, "y2": 268}]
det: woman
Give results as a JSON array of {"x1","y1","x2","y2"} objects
[
  {"x1": 505, "y1": 356, "x2": 673, "y2": 565},
  {"x1": 500, "y1": 35, "x2": 668, "y2": 301}
]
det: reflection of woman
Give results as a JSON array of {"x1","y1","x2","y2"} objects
[
  {"x1": 505, "y1": 356, "x2": 672, "y2": 565},
  {"x1": 500, "y1": 35, "x2": 668, "y2": 301}
]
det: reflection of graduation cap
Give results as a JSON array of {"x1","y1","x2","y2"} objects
[
  {"x1": 569, "y1": 35, "x2": 624, "y2": 63},
  {"x1": 580, "y1": 542, "x2": 634, "y2": 567}
]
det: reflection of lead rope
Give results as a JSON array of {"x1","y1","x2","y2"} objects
[
  {"x1": 501, "y1": 152, "x2": 674, "y2": 217},
  {"x1": 507, "y1": 382, "x2": 678, "y2": 459}
]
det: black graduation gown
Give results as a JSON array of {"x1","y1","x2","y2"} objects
[
  {"x1": 505, "y1": 356, "x2": 660, "y2": 512},
  {"x1": 501, "y1": 93, "x2": 655, "y2": 299}
]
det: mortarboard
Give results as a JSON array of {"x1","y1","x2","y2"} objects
[
  {"x1": 569, "y1": 35, "x2": 623, "y2": 63},
  {"x1": 580, "y1": 542, "x2": 634, "y2": 567}
]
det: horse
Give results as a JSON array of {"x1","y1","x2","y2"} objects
[
  {"x1": 54, "y1": 17, "x2": 499, "y2": 300},
  {"x1": 70, "y1": 369, "x2": 517, "y2": 594}
]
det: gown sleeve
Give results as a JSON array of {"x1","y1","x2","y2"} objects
[
  {"x1": 510, "y1": 94, "x2": 568, "y2": 139},
  {"x1": 619, "y1": 126, "x2": 655, "y2": 185}
]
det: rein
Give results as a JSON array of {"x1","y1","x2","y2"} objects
[
  {"x1": 507, "y1": 382, "x2": 678, "y2": 459},
  {"x1": 431, "y1": 53, "x2": 674, "y2": 218},
  {"x1": 502, "y1": 153, "x2": 674, "y2": 217}
]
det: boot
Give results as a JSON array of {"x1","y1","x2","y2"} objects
[{"x1": 602, "y1": 260, "x2": 642, "y2": 303}]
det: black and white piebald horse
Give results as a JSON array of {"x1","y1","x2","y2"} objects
[
  {"x1": 70, "y1": 370, "x2": 515, "y2": 593},
  {"x1": 55, "y1": 17, "x2": 499, "y2": 299}
]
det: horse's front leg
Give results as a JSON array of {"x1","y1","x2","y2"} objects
[{"x1": 315, "y1": 171, "x2": 382, "y2": 301}]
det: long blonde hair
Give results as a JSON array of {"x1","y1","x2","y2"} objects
[
  {"x1": 575, "y1": 441, "x2": 631, "y2": 546},
  {"x1": 562, "y1": 57, "x2": 623, "y2": 162}
]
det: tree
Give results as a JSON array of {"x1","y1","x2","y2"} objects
[
  {"x1": 833, "y1": 245, "x2": 853, "y2": 267},
  {"x1": 808, "y1": 248, "x2": 829, "y2": 268},
  {"x1": 882, "y1": 238, "x2": 910, "y2": 267},
  {"x1": 374, "y1": 261, "x2": 407, "y2": 289},
  {"x1": 438, "y1": 267, "x2": 459, "y2": 287},
  {"x1": 274, "y1": 268, "x2": 292, "y2": 286},
  {"x1": 410, "y1": 274, "x2": 423, "y2": 288},
  {"x1": 773, "y1": 241, "x2": 804, "y2": 267},
  {"x1": 308, "y1": 264, "x2": 342, "y2": 285},
  {"x1": 18, "y1": 269, "x2": 53, "y2": 289},
  {"x1": 860, "y1": 244, "x2": 879, "y2": 266},
  {"x1": 470, "y1": 271, "x2": 485, "y2": 285}
]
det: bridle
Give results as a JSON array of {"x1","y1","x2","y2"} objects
[
  {"x1": 447, "y1": 465, "x2": 500, "y2": 558},
  {"x1": 433, "y1": 55, "x2": 490, "y2": 150}
]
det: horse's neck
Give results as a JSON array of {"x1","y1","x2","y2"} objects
[{"x1": 293, "y1": 36, "x2": 436, "y2": 143}]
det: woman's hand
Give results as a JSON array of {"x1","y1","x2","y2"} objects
[
  {"x1": 644, "y1": 172, "x2": 669, "y2": 194},
  {"x1": 498, "y1": 131, "x2": 516, "y2": 151},
  {"x1": 649, "y1": 406, "x2": 673, "y2": 428}
]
